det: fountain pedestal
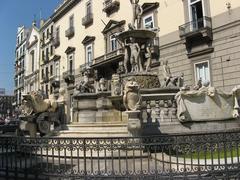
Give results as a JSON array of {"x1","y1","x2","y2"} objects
[{"x1": 127, "y1": 110, "x2": 142, "y2": 137}]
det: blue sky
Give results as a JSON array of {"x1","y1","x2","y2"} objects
[{"x1": 0, "y1": 0, "x2": 61, "y2": 95}]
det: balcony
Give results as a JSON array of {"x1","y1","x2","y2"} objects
[
  {"x1": 63, "y1": 70, "x2": 75, "y2": 84},
  {"x1": 53, "y1": 36, "x2": 60, "y2": 47},
  {"x1": 65, "y1": 26, "x2": 75, "y2": 39},
  {"x1": 79, "y1": 62, "x2": 93, "y2": 73},
  {"x1": 82, "y1": 13, "x2": 93, "y2": 27},
  {"x1": 42, "y1": 55, "x2": 49, "y2": 64},
  {"x1": 42, "y1": 74, "x2": 49, "y2": 83},
  {"x1": 179, "y1": 16, "x2": 213, "y2": 57},
  {"x1": 103, "y1": 0, "x2": 120, "y2": 15},
  {"x1": 50, "y1": 76, "x2": 60, "y2": 89},
  {"x1": 179, "y1": 16, "x2": 212, "y2": 42},
  {"x1": 93, "y1": 48, "x2": 124, "y2": 66}
]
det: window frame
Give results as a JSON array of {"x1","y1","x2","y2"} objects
[
  {"x1": 69, "y1": 15, "x2": 74, "y2": 28},
  {"x1": 143, "y1": 13, "x2": 154, "y2": 29},
  {"x1": 67, "y1": 53, "x2": 74, "y2": 74},
  {"x1": 85, "y1": 43, "x2": 93, "y2": 65},
  {"x1": 194, "y1": 60, "x2": 210, "y2": 84},
  {"x1": 188, "y1": 0, "x2": 206, "y2": 26},
  {"x1": 109, "y1": 34, "x2": 118, "y2": 52}
]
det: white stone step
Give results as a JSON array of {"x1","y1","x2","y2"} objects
[{"x1": 57, "y1": 122, "x2": 129, "y2": 138}]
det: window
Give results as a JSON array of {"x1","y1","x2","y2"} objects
[
  {"x1": 86, "y1": 44, "x2": 93, "y2": 65},
  {"x1": 56, "y1": 27, "x2": 60, "y2": 38},
  {"x1": 188, "y1": 0, "x2": 204, "y2": 30},
  {"x1": 41, "y1": 69, "x2": 44, "y2": 79},
  {"x1": 194, "y1": 61, "x2": 210, "y2": 84},
  {"x1": 50, "y1": 25, "x2": 53, "y2": 36},
  {"x1": 69, "y1": 15, "x2": 74, "y2": 28},
  {"x1": 23, "y1": 45, "x2": 25, "y2": 54},
  {"x1": 47, "y1": 29, "x2": 49, "y2": 39},
  {"x1": 20, "y1": 47, "x2": 22, "y2": 56},
  {"x1": 45, "y1": 84, "x2": 49, "y2": 97},
  {"x1": 50, "y1": 86, "x2": 53, "y2": 94},
  {"x1": 86, "y1": 1, "x2": 92, "y2": 15},
  {"x1": 46, "y1": 48, "x2": 49, "y2": 59},
  {"x1": 68, "y1": 54, "x2": 74, "y2": 74},
  {"x1": 50, "y1": 65, "x2": 53, "y2": 76},
  {"x1": 42, "y1": 50, "x2": 45, "y2": 61},
  {"x1": 20, "y1": 32, "x2": 23, "y2": 42},
  {"x1": 55, "y1": 62, "x2": 59, "y2": 77},
  {"x1": 143, "y1": 14, "x2": 154, "y2": 29},
  {"x1": 110, "y1": 34, "x2": 118, "y2": 52},
  {"x1": 43, "y1": 32, "x2": 45, "y2": 41},
  {"x1": 46, "y1": 67, "x2": 49, "y2": 78},
  {"x1": 50, "y1": 45, "x2": 53, "y2": 56},
  {"x1": 31, "y1": 51, "x2": 35, "y2": 72}
]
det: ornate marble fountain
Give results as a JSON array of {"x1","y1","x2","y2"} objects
[{"x1": 69, "y1": 0, "x2": 240, "y2": 137}]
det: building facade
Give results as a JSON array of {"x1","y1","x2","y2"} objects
[
  {"x1": 39, "y1": 18, "x2": 60, "y2": 99},
  {"x1": 0, "y1": 95, "x2": 15, "y2": 118},
  {"x1": 24, "y1": 22, "x2": 40, "y2": 93},
  {"x1": 14, "y1": 26, "x2": 29, "y2": 107},
  {"x1": 15, "y1": 0, "x2": 240, "y2": 122}
]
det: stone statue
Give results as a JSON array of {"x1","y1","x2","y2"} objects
[
  {"x1": 57, "y1": 88, "x2": 66, "y2": 103},
  {"x1": 144, "y1": 43, "x2": 152, "y2": 72},
  {"x1": 21, "y1": 91, "x2": 58, "y2": 116},
  {"x1": 111, "y1": 74, "x2": 122, "y2": 96},
  {"x1": 162, "y1": 60, "x2": 184, "y2": 88},
  {"x1": 124, "y1": 37, "x2": 141, "y2": 73},
  {"x1": 98, "y1": 78, "x2": 107, "y2": 92},
  {"x1": 76, "y1": 69, "x2": 94, "y2": 93},
  {"x1": 130, "y1": 0, "x2": 143, "y2": 29},
  {"x1": 123, "y1": 78, "x2": 142, "y2": 111},
  {"x1": 193, "y1": 78, "x2": 202, "y2": 90}
]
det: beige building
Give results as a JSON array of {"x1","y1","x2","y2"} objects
[
  {"x1": 24, "y1": 22, "x2": 40, "y2": 93},
  {"x1": 39, "y1": 18, "x2": 60, "y2": 99},
  {"x1": 15, "y1": 0, "x2": 240, "y2": 122}
]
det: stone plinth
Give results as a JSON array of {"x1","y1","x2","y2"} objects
[
  {"x1": 73, "y1": 93, "x2": 97, "y2": 123},
  {"x1": 126, "y1": 110, "x2": 142, "y2": 137}
]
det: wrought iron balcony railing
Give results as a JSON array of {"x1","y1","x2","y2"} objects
[
  {"x1": 42, "y1": 74, "x2": 49, "y2": 83},
  {"x1": 103, "y1": 0, "x2": 120, "y2": 14},
  {"x1": 52, "y1": 36, "x2": 60, "y2": 47},
  {"x1": 94, "y1": 48, "x2": 124, "y2": 64},
  {"x1": 179, "y1": 16, "x2": 212, "y2": 37},
  {"x1": 42, "y1": 55, "x2": 49, "y2": 63},
  {"x1": 65, "y1": 26, "x2": 75, "y2": 38},
  {"x1": 50, "y1": 75, "x2": 60, "y2": 88},
  {"x1": 82, "y1": 13, "x2": 93, "y2": 26},
  {"x1": 63, "y1": 70, "x2": 75, "y2": 84}
]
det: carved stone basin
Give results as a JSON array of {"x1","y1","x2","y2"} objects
[
  {"x1": 117, "y1": 29, "x2": 156, "y2": 42},
  {"x1": 121, "y1": 72, "x2": 160, "y2": 89}
]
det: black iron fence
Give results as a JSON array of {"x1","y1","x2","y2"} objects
[{"x1": 1, "y1": 131, "x2": 240, "y2": 179}]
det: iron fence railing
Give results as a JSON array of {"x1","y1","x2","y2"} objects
[
  {"x1": 0, "y1": 131, "x2": 240, "y2": 179},
  {"x1": 179, "y1": 16, "x2": 212, "y2": 37},
  {"x1": 82, "y1": 13, "x2": 93, "y2": 26}
]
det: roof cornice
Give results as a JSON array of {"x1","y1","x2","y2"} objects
[{"x1": 51, "y1": 0, "x2": 81, "y2": 23}]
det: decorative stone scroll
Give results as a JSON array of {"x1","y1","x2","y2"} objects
[{"x1": 175, "y1": 85, "x2": 240, "y2": 122}]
